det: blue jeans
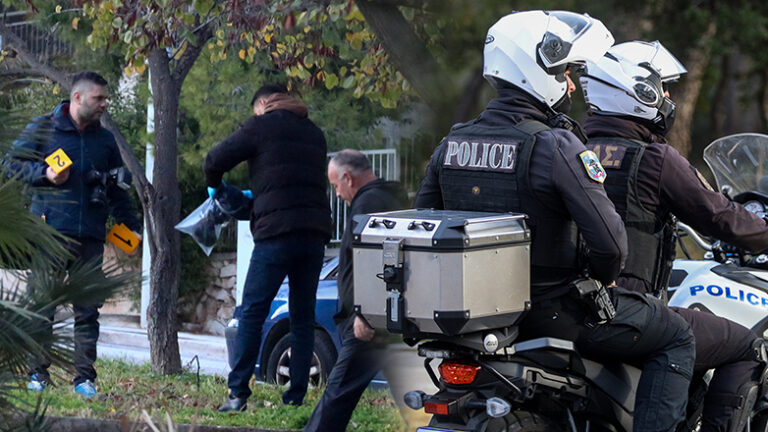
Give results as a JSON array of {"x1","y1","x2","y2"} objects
[{"x1": 227, "y1": 231, "x2": 326, "y2": 405}]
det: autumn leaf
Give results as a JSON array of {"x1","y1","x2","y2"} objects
[
  {"x1": 72, "y1": 17, "x2": 79, "y2": 30},
  {"x1": 324, "y1": 72, "x2": 339, "y2": 90},
  {"x1": 238, "y1": 49, "x2": 246, "y2": 60}
]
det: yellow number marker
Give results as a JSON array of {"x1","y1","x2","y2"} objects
[
  {"x1": 44, "y1": 148, "x2": 73, "y2": 174},
  {"x1": 107, "y1": 223, "x2": 140, "y2": 254}
]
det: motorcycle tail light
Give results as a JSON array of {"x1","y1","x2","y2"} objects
[
  {"x1": 424, "y1": 401, "x2": 450, "y2": 415},
  {"x1": 438, "y1": 360, "x2": 481, "y2": 385}
]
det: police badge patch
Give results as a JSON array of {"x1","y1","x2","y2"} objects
[{"x1": 579, "y1": 150, "x2": 606, "y2": 183}]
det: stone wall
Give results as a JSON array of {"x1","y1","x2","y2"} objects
[{"x1": 178, "y1": 251, "x2": 237, "y2": 336}]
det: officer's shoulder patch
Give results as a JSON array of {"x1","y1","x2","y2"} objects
[{"x1": 579, "y1": 150, "x2": 606, "y2": 183}]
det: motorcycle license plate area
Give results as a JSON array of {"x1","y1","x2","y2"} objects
[{"x1": 352, "y1": 209, "x2": 531, "y2": 337}]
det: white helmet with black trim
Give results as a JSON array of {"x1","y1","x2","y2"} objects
[
  {"x1": 483, "y1": 10, "x2": 614, "y2": 109},
  {"x1": 580, "y1": 40, "x2": 688, "y2": 133}
]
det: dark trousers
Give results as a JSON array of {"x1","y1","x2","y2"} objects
[
  {"x1": 520, "y1": 287, "x2": 695, "y2": 432},
  {"x1": 671, "y1": 307, "x2": 762, "y2": 432},
  {"x1": 228, "y1": 231, "x2": 325, "y2": 405},
  {"x1": 30, "y1": 236, "x2": 104, "y2": 385},
  {"x1": 304, "y1": 317, "x2": 388, "y2": 432}
]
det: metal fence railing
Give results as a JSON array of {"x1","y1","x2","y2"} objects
[
  {"x1": 327, "y1": 149, "x2": 399, "y2": 243},
  {"x1": 1, "y1": 19, "x2": 74, "y2": 59}
]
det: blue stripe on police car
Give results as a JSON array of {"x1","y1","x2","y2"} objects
[{"x1": 690, "y1": 285, "x2": 768, "y2": 307}]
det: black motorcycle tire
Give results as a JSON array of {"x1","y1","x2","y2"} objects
[
  {"x1": 428, "y1": 410, "x2": 562, "y2": 432},
  {"x1": 503, "y1": 411, "x2": 562, "y2": 432}
]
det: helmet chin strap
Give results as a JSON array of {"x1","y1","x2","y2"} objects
[{"x1": 547, "y1": 96, "x2": 589, "y2": 143}]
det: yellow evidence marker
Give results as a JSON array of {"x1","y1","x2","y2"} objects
[
  {"x1": 107, "y1": 223, "x2": 140, "y2": 254},
  {"x1": 44, "y1": 148, "x2": 73, "y2": 174}
]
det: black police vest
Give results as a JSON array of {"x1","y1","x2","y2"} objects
[
  {"x1": 586, "y1": 137, "x2": 675, "y2": 295},
  {"x1": 439, "y1": 119, "x2": 581, "y2": 290}
]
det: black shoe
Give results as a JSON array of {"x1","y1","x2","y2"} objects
[{"x1": 218, "y1": 395, "x2": 247, "y2": 412}]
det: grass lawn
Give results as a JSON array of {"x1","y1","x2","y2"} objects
[{"x1": 11, "y1": 358, "x2": 407, "y2": 431}]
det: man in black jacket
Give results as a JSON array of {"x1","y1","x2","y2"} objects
[
  {"x1": 580, "y1": 41, "x2": 768, "y2": 432},
  {"x1": 3, "y1": 71, "x2": 141, "y2": 398},
  {"x1": 415, "y1": 11, "x2": 695, "y2": 431},
  {"x1": 304, "y1": 149, "x2": 409, "y2": 431},
  {"x1": 205, "y1": 84, "x2": 332, "y2": 411}
]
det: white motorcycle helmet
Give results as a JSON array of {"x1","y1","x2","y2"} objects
[
  {"x1": 483, "y1": 10, "x2": 614, "y2": 109},
  {"x1": 580, "y1": 40, "x2": 688, "y2": 133}
]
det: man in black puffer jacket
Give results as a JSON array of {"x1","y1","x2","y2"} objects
[
  {"x1": 205, "y1": 84, "x2": 332, "y2": 411},
  {"x1": 304, "y1": 149, "x2": 409, "y2": 432}
]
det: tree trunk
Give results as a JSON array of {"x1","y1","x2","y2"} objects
[
  {"x1": 145, "y1": 49, "x2": 182, "y2": 375},
  {"x1": 667, "y1": 21, "x2": 717, "y2": 158},
  {"x1": 760, "y1": 68, "x2": 768, "y2": 134},
  {"x1": 356, "y1": 0, "x2": 452, "y2": 115},
  {"x1": 452, "y1": 66, "x2": 485, "y2": 124},
  {"x1": 710, "y1": 55, "x2": 730, "y2": 140}
]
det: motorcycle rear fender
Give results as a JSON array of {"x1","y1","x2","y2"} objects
[{"x1": 501, "y1": 338, "x2": 641, "y2": 416}]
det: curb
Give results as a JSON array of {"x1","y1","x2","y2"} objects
[
  {"x1": 45, "y1": 416, "x2": 298, "y2": 432},
  {"x1": 99, "y1": 325, "x2": 229, "y2": 359}
]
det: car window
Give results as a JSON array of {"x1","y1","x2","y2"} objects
[
  {"x1": 325, "y1": 266, "x2": 339, "y2": 281},
  {"x1": 319, "y1": 256, "x2": 339, "y2": 281}
]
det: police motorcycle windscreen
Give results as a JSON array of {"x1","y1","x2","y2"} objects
[
  {"x1": 351, "y1": 209, "x2": 531, "y2": 338},
  {"x1": 703, "y1": 133, "x2": 768, "y2": 197}
]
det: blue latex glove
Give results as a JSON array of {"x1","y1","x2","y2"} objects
[
  {"x1": 207, "y1": 180, "x2": 226, "y2": 199},
  {"x1": 242, "y1": 190, "x2": 253, "y2": 199}
]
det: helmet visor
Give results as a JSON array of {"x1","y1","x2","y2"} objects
[
  {"x1": 548, "y1": 11, "x2": 591, "y2": 37},
  {"x1": 610, "y1": 41, "x2": 687, "y2": 81}
]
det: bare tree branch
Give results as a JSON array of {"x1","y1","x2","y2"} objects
[
  {"x1": 0, "y1": 68, "x2": 47, "y2": 78},
  {"x1": 171, "y1": 25, "x2": 213, "y2": 94},
  {"x1": 0, "y1": 21, "x2": 70, "y2": 87}
]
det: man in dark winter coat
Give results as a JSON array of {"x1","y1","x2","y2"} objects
[
  {"x1": 580, "y1": 40, "x2": 768, "y2": 432},
  {"x1": 205, "y1": 84, "x2": 332, "y2": 411},
  {"x1": 304, "y1": 149, "x2": 409, "y2": 432},
  {"x1": 3, "y1": 71, "x2": 141, "y2": 398}
]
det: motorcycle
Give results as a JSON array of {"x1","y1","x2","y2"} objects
[
  {"x1": 401, "y1": 134, "x2": 768, "y2": 432},
  {"x1": 669, "y1": 133, "x2": 768, "y2": 339}
]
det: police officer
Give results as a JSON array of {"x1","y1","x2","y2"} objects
[
  {"x1": 414, "y1": 11, "x2": 695, "y2": 432},
  {"x1": 580, "y1": 40, "x2": 768, "y2": 432}
]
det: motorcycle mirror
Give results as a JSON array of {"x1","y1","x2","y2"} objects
[{"x1": 721, "y1": 185, "x2": 732, "y2": 199}]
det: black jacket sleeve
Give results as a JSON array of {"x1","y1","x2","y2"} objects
[
  {"x1": 550, "y1": 130, "x2": 628, "y2": 284},
  {"x1": 659, "y1": 145, "x2": 768, "y2": 253},
  {"x1": 2, "y1": 119, "x2": 51, "y2": 187},
  {"x1": 413, "y1": 141, "x2": 445, "y2": 209},
  {"x1": 203, "y1": 117, "x2": 261, "y2": 187}
]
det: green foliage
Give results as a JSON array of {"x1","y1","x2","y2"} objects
[{"x1": 9, "y1": 358, "x2": 405, "y2": 431}]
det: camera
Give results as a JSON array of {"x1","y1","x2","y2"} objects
[{"x1": 84, "y1": 167, "x2": 131, "y2": 206}]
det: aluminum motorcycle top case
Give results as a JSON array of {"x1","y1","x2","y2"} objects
[{"x1": 352, "y1": 209, "x2": 531, "y2": 337}]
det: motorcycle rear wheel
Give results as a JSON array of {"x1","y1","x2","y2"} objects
[{"x1": 498, "y1": 410, "x2": 563, "y2": 432}]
